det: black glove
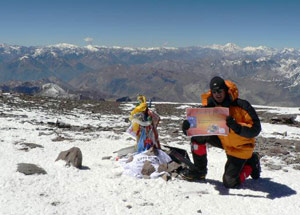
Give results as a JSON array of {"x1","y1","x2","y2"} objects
[
  {"x1": 191, "y1": 136, "x2": 210, "y2": 144},
  {"x1": 226, "y1": 116, "x2": 241, "y2": 134},
  {"x1": 182, "y1": 120, "x2": 190, "y2": 135}
]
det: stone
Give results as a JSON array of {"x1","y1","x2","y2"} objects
[
  {"x1": 56, "y1": 120, "x2": 71, "y2": 128},
  {"x1": 141, "y1": 161, "x2": 155, "y2": 176},
  {"x1": 55, "y1": 147, "x2": 82, "y2": 168},
  {"x1": 161, "y1": 173, "x2": 171, "y2": 181},
  {"x1": 167, "y1": 161, "x2": 181, "y2": 172},
  {"x1": 17, "y1": 163, "x2": 47, "y2": 175},
  {"x1": 255, "y1": 136, "x2": 265, "y2": 145},
  {"x1": 101, "y1": 156, "x2": 112, "y2": 160},
  {"x1": 270, "y1": 115, "x2": 296, "y2": 125},
  {"x1": 171, "y1": 172, "x2": 179, "y2": 178},
  {"x1": 295, "y1": 142, "x2": 300, "y2": 152},
  {"x1": 21, "y1": 143, "x2": 43, "y2": 149},
  {"x1": 126, "y1": 156, "x2": 134, "y2": 163},
  {"x1": 126, "y1": 137, "x2": 135, "y2": 141},
  {"x1": 269, "y1": 147, "x2": 288, "y2": 155},
  {"x1": 158, "y1": 163, "x2": 168, "y2": 173},
  {"x1": 52, "y1": 136, "x2": 72, "y2": 142},
  {"x1": 145, "y1": 147, "x2": 158, "y2": 156},
  {"x1": 51, "y1": 201, "x2": 60, "y2": 206},
  {"x1": 143, "y1": 175, "x2": 151, "y2": 179},
  {"x1": 293, "y1": 165, "x2": 300, "y2": 170},
  {"x1": 267, "y1": 164, "x2": 282, "y2": 170}
]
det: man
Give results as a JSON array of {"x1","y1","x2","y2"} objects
[{"x1": 182, "y1": 76, "x2": 261, "y2": 188}]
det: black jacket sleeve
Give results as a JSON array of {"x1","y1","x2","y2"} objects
[{"x1": 234, "y1": 99, "x2": 261, "y2": 138}]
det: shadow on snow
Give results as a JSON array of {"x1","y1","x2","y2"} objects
[{"x1": 204, "y1": 177, "x2": 296, "y2": 199}]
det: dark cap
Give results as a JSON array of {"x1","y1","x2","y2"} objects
[{"x1": 210, "y1": 76, "x2": 228, "y2": 91}]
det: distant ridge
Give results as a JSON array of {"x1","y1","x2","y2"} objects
[{"x1": 1, "y1": 43, "x2": 300, "y2": 106}]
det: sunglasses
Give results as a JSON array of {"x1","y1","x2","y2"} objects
[{"x1": 212, "y1": 89, "x2": 223, "y2": 94}]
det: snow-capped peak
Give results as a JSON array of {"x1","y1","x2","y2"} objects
[
  {"x1": 19, "y1": 55, "x2": 29, "y2": 61},
  {"x1": 48, "y1": 43, "x2": 79, "y2": 49},
  {"x1": 84, "y1": 45, "x2": 99, "y2": 52},
  {"x1": 206, "y1": 43, "x2": 241, "y2": 52},
  {"x1": 243, "y1": 46, "x2": 268, "y2": 52},
  {"x1": 224, "y1": 43, "x2": 241, "y2": 50},
  {"x1": 32, "y1": 48, "x2": 46, "y2": 58},
  {"x1": 280, "y1": 48, "x2": 298, "y2": 55},
  {"x1": 243, "y1": 46, "x2": 277, "y2": 55}
]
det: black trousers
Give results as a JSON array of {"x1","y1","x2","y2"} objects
[{"x1": 191, "y1": 136, "x2": 251, "y2": 188}]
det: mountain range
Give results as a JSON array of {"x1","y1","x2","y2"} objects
[{"x1": 1, "y1": 43, "x2": 300, "y2": 106}]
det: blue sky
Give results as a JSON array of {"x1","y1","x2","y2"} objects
[{"x1": 1, "y1": 0, "x2": 300, "y2": 48}]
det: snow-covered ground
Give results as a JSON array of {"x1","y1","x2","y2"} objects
[{"x1": 0, "y1": 95, "x2": 300, "y2": 215}]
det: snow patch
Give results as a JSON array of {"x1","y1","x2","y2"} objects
[{"x1": 19, "y1": 55, "x2": 29, "y2": 61}]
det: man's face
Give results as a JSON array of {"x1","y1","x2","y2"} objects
[{"x1": 212, "y1": 89, "x2": 226, "y2": 104}]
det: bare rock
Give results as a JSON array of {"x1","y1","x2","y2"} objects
[
  {"x1": 141, "y1": 160, "x2": 155, "y2": 176},
  {"x1": 269, "y1": 147, "x2": 289, "y2": 155},
  {"x1": 145, "y1": 147, "x2": 158, "y2": 156},
  {"x1": 255, "y1": 136, "x2": 265, "y2": 145},
  {"x1": 21, "y1": 143, "x2": 43, "y2": 149},
  {"x1": 51, "y1": 201, "x2": 60, "y2": 206},
  {"x1": 284, "y1": 156, "x2": 296, "y2": 165},
  {"x1": 171, "y1": 172, "x2": 179, "y2": 178},
  {"x1": 267, "y1": 164, "x2": 282, "y2": 170},
  {"x1": 167, "y1": 161, "x2": 181, "y2": 172},
  {"x1": 269, "y1": 115, "x2": 297, "y2": 125},
  {"x1": 143, "y1": 175, "x2": 151, "y2": 179},
  {"x1": 295, "y1": 142, "x2": 300, "y2": 152},
  {"x1": 126, "y1": 156, "x2": 134, "y2": 163},
  {"x1": 158, "y1": 162, "x2": 181, "y2": 176},
  {"x1": 101, "y1": 156, "x2": 112, "y2": 160},
  {"x1": 56, "y1": 120, "x2": 71, "y2": 128},
  {"x1": 293, "y1": 165, "x2": 300, "y2": 170},
  {"x1": 55, "y1": 147, "x2": 82, "y2": 168},
  {"x1": 158, "y1": 163, "x2": 168, "y2": 173},
  {"x1": 161, "y1": 173, "x2": 171, "y2": 181},
  {"x1": 52, "y1": 136, "x2": 73, "y2": 142},
  {"x1": 17, "y1": 163, "x2": 47, "y2": 175},
  {"x1": 16, "y1": 142, "x2": 44, "y2": 152},
  {"x1": 126, "y1": 137, "x2": 135, "y2": 141}
]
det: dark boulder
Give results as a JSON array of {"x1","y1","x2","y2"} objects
[
  {"x1": 17, "y1": 163, "x2": 47, "y2": 175},
  {"x1": 55, "y1": 147, "x2": 83, "y2": 168}
]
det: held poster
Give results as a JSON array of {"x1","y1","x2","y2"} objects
[{"x1": 186, "y1": 107, "x2": 229, "y2": 136}]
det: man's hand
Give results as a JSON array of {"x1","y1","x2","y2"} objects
[
  {"x1": 226, "y1": 116, "x2": 241, "y2": 134},
  {"x1": 182, "y1": 120, "x2": 190, "y2": 135}
]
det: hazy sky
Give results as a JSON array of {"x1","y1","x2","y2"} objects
[{"x1": 1, "y1": 0, "x2": 300, "y2": 48}]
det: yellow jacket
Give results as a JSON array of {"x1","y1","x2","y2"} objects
[{"x1": 201, "y1": 80, "x2": 261, "y2": 159}]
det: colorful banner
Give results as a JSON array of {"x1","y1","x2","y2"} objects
[{"x1": 186, "y1": 107, "x2": 229, "y2": 136}]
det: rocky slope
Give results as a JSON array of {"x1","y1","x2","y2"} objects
[{"x1": 1, "y1": 92, "x2": 299, "y2": 171}]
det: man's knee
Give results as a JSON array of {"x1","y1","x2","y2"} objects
[{"x1": 223, "y1": 174, "x2": 240, "y2": 188}]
